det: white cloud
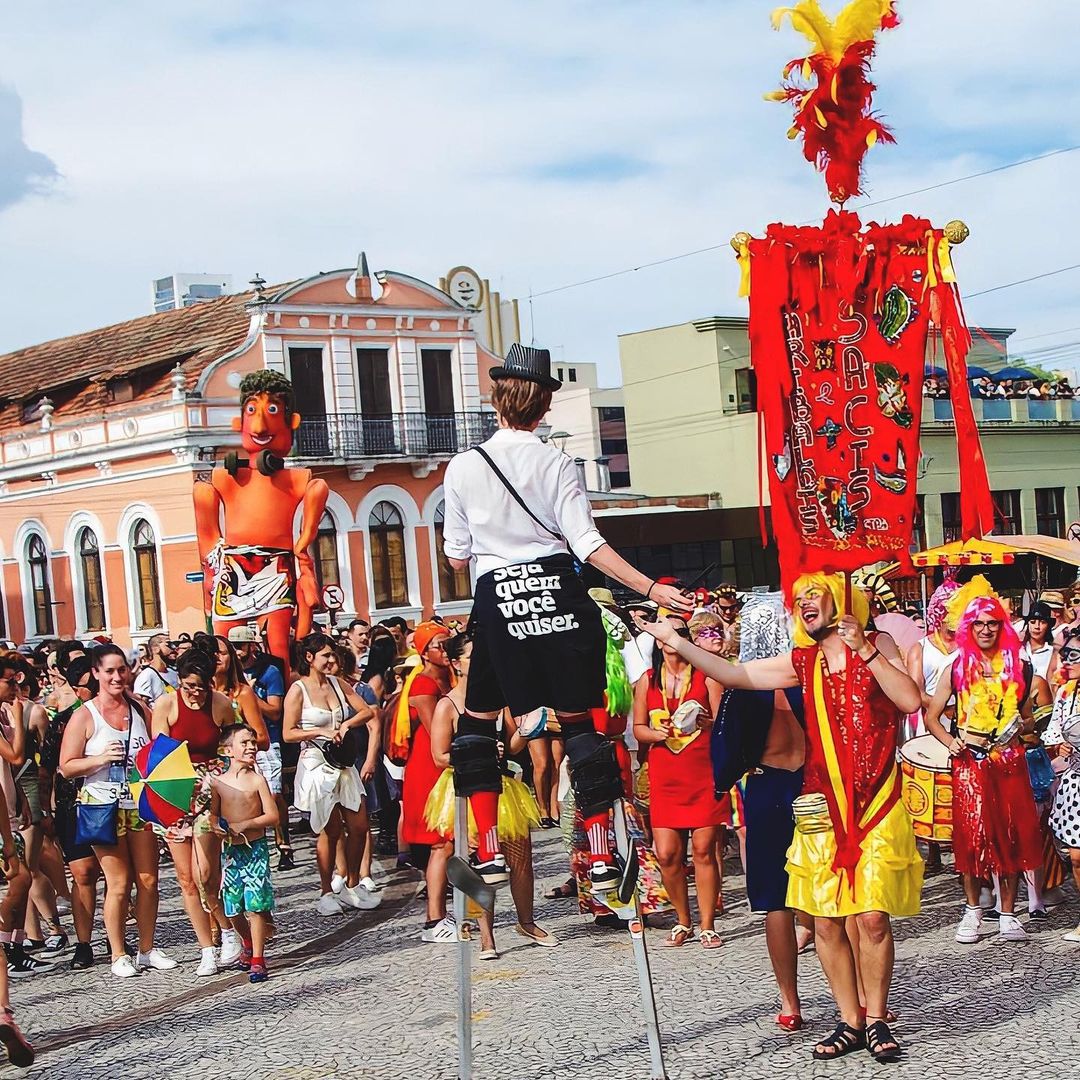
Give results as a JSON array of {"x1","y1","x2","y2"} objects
[{"x1": 1, "y1": 1, "x2": 1079, "y2": 380}]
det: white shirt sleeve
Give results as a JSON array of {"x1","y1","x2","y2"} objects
[
  {"x1": 441, "y1": 457, "x2": 473, "y2": 562},
  {"x1": 133, "y1": 667, "x2": 163, "y2": 702},
  {"x1": 552, "y1": 455, "x2": 606, "y2": 564}
]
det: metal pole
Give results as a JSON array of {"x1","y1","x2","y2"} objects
[
  {"x1": 454, "y1": 796, "x2": 472, "y2": 1080},
  {"x1": 920, "y1": 568, "x2": 929, "y2": 621},
  {"x1": 612, "y1": 800, "x2": 667, "y2": 1080}
]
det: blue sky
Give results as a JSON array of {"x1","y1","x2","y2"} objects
[{"x1": 2, "y1": 1, "x2": 1079, "y2": 381}]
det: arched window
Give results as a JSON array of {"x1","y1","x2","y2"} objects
[
  {"x1": 368, "y1": 501, "x2": 408, "y2": 609},
  {"x1": 434, "y1": 502, "x2": 471, "y2": 602},
  {"x1": 313, "y1": 511, "x2": 341, "y2": 592},
  {"x1": 132, "y1": 519, "x2": 162, "y2": 629},
  {"x1": 78, "y1": 527, "x2": 106, "y2": 631},
  {"x1": 27, "y1": 534, "x2": 54, "y2": 636}
]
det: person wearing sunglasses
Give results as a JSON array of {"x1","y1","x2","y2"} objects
[
  {"x1": 924, "y1": 577, "x2": 1048, "y2": 946},
  {"x1": 710, "y1": 584, "x2": 743, "y2": 660},
  {"x1": 1045, "y1": 631, "x2": 1080, "y2": 941}
]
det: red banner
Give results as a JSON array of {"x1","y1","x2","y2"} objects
[{"x1": 745, "y1": 210, "x2": 993, "y2": 592}]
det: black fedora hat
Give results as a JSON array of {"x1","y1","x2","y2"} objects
[{"x1": 489, "y1": 343, "x2": 562, "y2": 392}]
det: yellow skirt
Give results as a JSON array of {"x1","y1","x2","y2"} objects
[
  {"x1": 785, "y1": 799, "x2": 924, "y2": 918},
  {"x1": 424, "y1": 768, "x2": 541, "y2": 842}
]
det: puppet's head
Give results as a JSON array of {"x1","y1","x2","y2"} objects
[
  {"x1": 233, "y1": 370, "x2": 300, "y2": 457},
  {"x1": 925, "y1": 576, "x2": 961, "y2": 636}
]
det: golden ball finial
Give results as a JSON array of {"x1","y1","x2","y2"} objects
[
  {"x1": 943, "y1": 220, "x2": 970, "y2": 245},
  {"x1": 731, "y1": 231, "x2": 752, "y2": 253}
]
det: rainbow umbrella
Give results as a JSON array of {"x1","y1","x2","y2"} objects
[{"x1": 128, "y1": 735, "x2": 198, "y2": 827}]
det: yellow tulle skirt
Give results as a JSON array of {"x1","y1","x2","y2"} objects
[
  {"x1": 424, "y1": 769, "x2": 541, "y2": 842},
  {"x1": 785, "y1": 800, "x2": 924, "y2": 919}
]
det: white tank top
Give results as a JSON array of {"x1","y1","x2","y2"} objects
[
  {"x1": 82, "y1": 700, "x2": 150, "y2": 808},
  {"x1": 921, "y1": 637, "x2": 958, "y2": 700},
  {"x1": 297, "y1": 677, "x2": 346, "y2": 753}
]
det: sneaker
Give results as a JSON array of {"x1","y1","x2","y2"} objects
[
  {"x1": 0, "y1": 1010, "x2": 35, "y2": 1069},
  {"x1": 235, "y1": 946, "x2": 252, "y2": 972},
  {"x1": 6, "y1": 951, "x2": 44, "y2": 979},
  {"x1": 955, "y1": 906, "x2": 983, "y2": 944},
  {"x1": 111, "y1": 955, "x2": 140, "y2": 978},
  {"x1": 998, "y1": 914, "x2": 1029, "y2": 941},
  {"x1": 70, "y1": 942, "x2": 94, "y2": 970},
  {"x1": 22, "y1": 939, "x2": 45, "y2": 953},
  {"x1": 136, "y1": 948, "x2": 178, "y2": 971},
  {"x1": 589, "y1": 862, "x2": 621, "y2": 893},
  {"x1": 316, "y1": 892, "x2": 345, "y2": 916},
  {"x1": 471, "y1": 855, "x2": 509, "y2": 886},
  {"x1": 420, "y1": 916, "x2": 458, "y2": 943},
  {"x1": 331, "y1": 873, "x2": 347, "y2": 894},
  {"x1": 44, "y1": 933, "x2": 69, "y2": 954},
  {"x1": 1062, "y1": 925, "x2": 1080, "y2": 942},
  {"x1": 359, "y1": 875, "x2": 380, "y2": 893},
  {"x1": 340, "y1": 884, "x2": 381, "y2": 911},
  {"x1": 56, "y1": 898, "x2": 72, "y2": 916},
  {"x1": 196, "y1": 949, "x2": 219, "y2": 977},
  {"x1": 1028, "y1": 907, "x2": 1049, "y2": 921},
  {"x1": 249, "y1": 960, "x2": 268, "y2": 984},
  {"x1": 277, "y1": 850, "x2": 295, "y2": 872},
  {"x1": 218, "y1": 931, "x2": 243, "y2": 968}
]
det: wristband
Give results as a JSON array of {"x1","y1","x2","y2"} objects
[{"x1": 646, "y1": 581, "x2": 657, "y2": 601}]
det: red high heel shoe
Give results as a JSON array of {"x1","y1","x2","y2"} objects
[{"x1": 777, "y1": 1013, "x2": 804, "y2": 1032}]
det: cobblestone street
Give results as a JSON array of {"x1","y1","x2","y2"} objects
[{"x1": 13, "y1": 829, "x2": 1080, "y2": 1079}]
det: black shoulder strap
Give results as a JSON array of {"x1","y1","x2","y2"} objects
[{"x1": 473, "y1": 446, "x2": 565, "y2": 544}]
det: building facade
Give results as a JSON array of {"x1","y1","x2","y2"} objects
[
  {"x1": 0, "y1": 259, "x2": 513, "y2": 646},
  {"x1": 618, "y1": 315, "x2": 1080, "y2": 564}
]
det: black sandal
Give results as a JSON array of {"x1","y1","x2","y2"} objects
[
  {"x1": 866, "y1": 1019, "x2": 901, "y2": 1063},
  {"x1": 543, "y1": 879, "x2": 577, "y2": 900},
  {"x1": 812, "y1": 1023, "x2": 866, "y2": 1060}
]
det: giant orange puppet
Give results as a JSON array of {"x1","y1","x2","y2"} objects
[{"x1": 193, "y1": 370, "x2": 328, "y2": 678}]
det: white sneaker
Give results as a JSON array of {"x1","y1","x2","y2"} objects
[
  {"x1": 316, "y1": 892, "x2": 345, "y2": 916},
  {"x1": 331, "y1": 874, "x2": 346, "y2": 894},
  {"x1": 111, "y1": 955, "x2": 140, "y2": 978},
  {"x1": 196, "y1": 949, "x2": 218, "y2": 977},
  {"x1": 340, "y1": 884, "x2": 382, "y2": 911},
  {"x1": 955, "y1": 906, "x2": 983, "y2": 944},
  {"x1": 1062, "y1": 925, "x2": 1080, "y2": 942},
  {"x1": 136, "y1": 948, "x2": 178, "y2": 971},
  {"x1": 998, "y1": 914, "x2": 1028, "y2": 941},
  {"x1": 218, "y1": 932, "x2": 243, "y2": 967},
  {"x1": 420, "y1": 916, "x2": 457, "y2": 943},
  {"x1": 359, "y1": 875, "x2": 380, "y2": 893}
]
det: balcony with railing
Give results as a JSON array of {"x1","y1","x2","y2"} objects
[
  {"x1": 922, "y1": 396, "x2": 1080, "y2": 429},
  {"x1": 294, "y1": 411, "x2": 498, "y2": 460}
]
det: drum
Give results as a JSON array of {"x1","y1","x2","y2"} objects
[{"x1": 899, "y1": 734, "x2": 953, "y2": 843}]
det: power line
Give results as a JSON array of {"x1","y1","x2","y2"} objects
[
  {"x1": 529, "y1": 145, "x2": 1080, "y2": 301},
  {"x1": 965, "y1": 263, "x2": 1080, "y2": 300}
]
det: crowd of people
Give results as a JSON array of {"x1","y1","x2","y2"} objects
[
  {"x1": 924, "y1": 374, "x2": 1076, "y2": 400},
  {"x1": 2, "y1": 344, "x2": 1079, "y2": 1072}
]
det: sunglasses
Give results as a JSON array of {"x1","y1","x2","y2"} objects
[
  {"x1": 1061, "y1": 650, "x2": 1080, "y2": 665},
  {"x1": 716, "y1": 604, "x2": 740, "y2": 614},
  {"x1": 180, "y1": 682, "x2": 208, "y2": 693}
]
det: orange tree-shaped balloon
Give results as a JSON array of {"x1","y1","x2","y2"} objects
[{"x1": 193, "y1": 370, "x2": 328, "y2": 679}]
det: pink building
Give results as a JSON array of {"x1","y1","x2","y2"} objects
[{"x1": 0, "y1": 259, "x2": 514, "y2": 645}]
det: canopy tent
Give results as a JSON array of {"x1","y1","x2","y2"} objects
[{"x1": 911, "y1": 537, "x2": 1019, "y2": 567}]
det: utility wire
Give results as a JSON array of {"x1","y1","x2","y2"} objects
[{"x1": 528, "y1": 145, "x2": 1080, "y2": 301}]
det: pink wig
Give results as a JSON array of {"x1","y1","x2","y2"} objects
[{"x1": 953, "y1": 595, "x2": 1022, "y2": 695}]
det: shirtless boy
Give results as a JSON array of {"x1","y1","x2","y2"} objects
[{"x1": 211, "y1": 725, "x2": 279, "y2": 983}]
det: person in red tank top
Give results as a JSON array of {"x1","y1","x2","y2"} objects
[
  {"x1": 151, "y1": 649, "x2": 240, "y2": 975},
  {"x1": 633, "y1": 613, "x2": 725, "y2": 950},
  {"x1": 398, "y1": 623, "x2": 455, "y2": 942},
  {"x1": 637, "y1": 574, "x2": 923, "y2": 1065}
]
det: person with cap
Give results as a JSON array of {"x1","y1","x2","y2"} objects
[
  {"x1": 638, "y1": 572, "x2": 922, "y2": 1063},
  {"x1": 1021, "y1": 601, "x2": 1057, "y2": 682},
  {"x1": 132, "y1": 634, "x2": 178, "y2": 708},
  {"x1": 230, "y1": 627, "x2": 293, "y2": 871},
  {"x1": 441, "y1": 343, "x2": 692, "y2": 889}
]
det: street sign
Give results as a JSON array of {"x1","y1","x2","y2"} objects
[
  {"x1": 185, "y1": 572, "x2": 205, "y2": 583},
  {"x1": 322, "y1": 584, "x2": 345, "y2": 610}
]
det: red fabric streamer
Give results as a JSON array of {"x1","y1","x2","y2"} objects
[{"x1": 747, "y1": 210, "x2": 993, "y2": 594}]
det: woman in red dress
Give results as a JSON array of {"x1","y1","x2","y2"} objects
[
  {"x1": 398, "y1": 622, "x2": 455, "y2": 941},
  {"x1": 633, "y1": 613, "x2": 727, "y2": 948}
]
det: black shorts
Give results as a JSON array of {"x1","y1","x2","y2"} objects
[
  {"x1": 466, "y1": 555, "x2": 606, "y2": 718},
  {"x1": 744, "y1": 765, "x2": 803, "y2": 913},
  {"x1": 55, "y1": 803, "x2": 96, "y2": 865}
]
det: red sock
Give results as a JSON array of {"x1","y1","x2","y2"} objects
[
  {"x1": 583, "y1": 811, "x2": 611, "y2": 866},
  {"x1": 472, "y1": 791, "x2": 501, "y2": 861}
]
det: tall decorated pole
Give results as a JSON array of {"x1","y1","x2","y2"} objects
[{"x1": 737, "y1": 0, "x2": 995, "y2": 597}]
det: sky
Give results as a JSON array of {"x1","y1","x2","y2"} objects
[{"x1": 2, "y1": 1, "x2": 1080, "y2": 384}]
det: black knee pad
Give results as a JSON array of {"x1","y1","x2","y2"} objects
[
  {"x1": 563, "y1": 725, "x2": 623, "y2": 817},
  {"x1": 449, "y1": 733, "x2": 502, "y2": 797}
]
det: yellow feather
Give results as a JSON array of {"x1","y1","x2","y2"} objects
[
  {"x1": 834, "y1": 0, "x2": 895, "y2": 55},
  {"x1": 772, "y1": 2, "x2": 835, "y2": 56},
  {"x1": 814, "y1": 106, "x2": 828, "y2": 128},
  {"x1": 865, "y1": 127, "x2": 878, "y2": 147}
]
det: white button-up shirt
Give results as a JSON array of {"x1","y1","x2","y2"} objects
[{"x1": 442, "y1": 428, "x2": 607, "y2": 578}]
